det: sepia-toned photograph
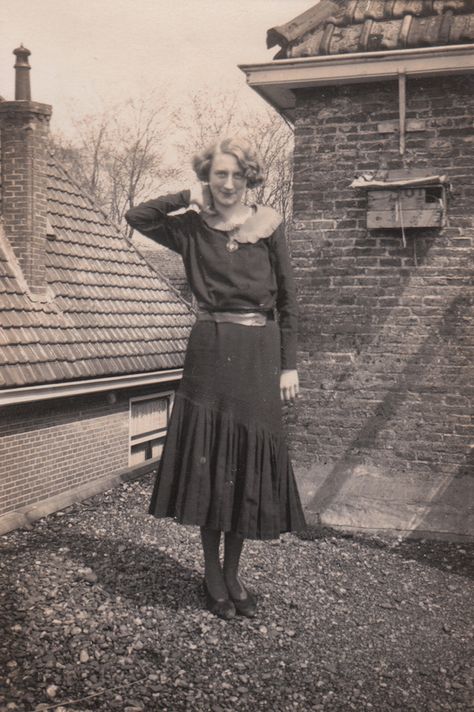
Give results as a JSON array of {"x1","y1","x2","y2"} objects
[{"x1": 0, "y1": 1, "x2": 473, "y2": 710}]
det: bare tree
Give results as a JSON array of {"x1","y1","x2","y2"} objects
[
  {"x1": 51, "y1": 92, "x2": 180, "y2": 235},
  {"x1": 51, "y1": 116, "x2": 110, "y2": 213},
  {"x1": 105, "y1": 97, "x2": 180, "y2": 230}
]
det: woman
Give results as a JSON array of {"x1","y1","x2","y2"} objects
[{"x1": 125, "y1": 137, "x2": 305, "y2": 620}]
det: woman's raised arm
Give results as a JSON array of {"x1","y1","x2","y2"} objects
[{"x1": 125, "y1": 190, "x2": 192, "y2": 253}]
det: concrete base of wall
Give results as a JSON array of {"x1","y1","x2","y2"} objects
[
  {"x1": 3, "y1": 458, "x2": 472, "y2": 542},
  {"x1": 297, "y1": 460, "x2": 474, "y2": 542},
  {"x1": 0, "y1": 462, "x2": 156, "y2": 536}
]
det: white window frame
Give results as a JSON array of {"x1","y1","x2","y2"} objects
[{"x1": 128, "y1": 390, "x2": 174, "y2": 467}]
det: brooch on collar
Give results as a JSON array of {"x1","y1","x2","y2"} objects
[{"x1": 226, "y1": 231, "x2": 240, "y2": 253}]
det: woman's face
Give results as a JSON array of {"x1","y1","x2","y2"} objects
[{"x1": 208, "y1": 152, "x2": 247, "y2": 210}]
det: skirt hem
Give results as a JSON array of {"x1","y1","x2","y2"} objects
[
  {"x1": 146, "y1": 511, "x2": 305, "y2": 541},
  {"x1": 149, "y1": 391, "x2": 306, "y2": 541}
]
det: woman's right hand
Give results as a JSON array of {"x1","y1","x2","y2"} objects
[
  {"x1": 189, "y1": 183, "x2": 215, "y2": 214},
  {"x1": 280, "y1": 369, "x2": 299, "y2": 405}
]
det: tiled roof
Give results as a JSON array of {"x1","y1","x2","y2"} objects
[
  {"x1": 132, "y1": 233, "x2": 193, "y2": 305},
  {"x1": 0, "y1": 153, "x2": 194, "y2": 389},
  {"x1": 268, "y1": 0, "x2": 474, "y2": 58}
]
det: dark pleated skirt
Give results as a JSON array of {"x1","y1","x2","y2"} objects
[{"x1": 148, "y1": 320, "x2": 306, "y2": 539}]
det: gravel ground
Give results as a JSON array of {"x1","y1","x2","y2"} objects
[{"x1": 1, "y1": 474, "x2": 473, "y2": 712}]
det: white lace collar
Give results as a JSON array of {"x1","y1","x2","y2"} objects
[{"x1": 201, "y1": 205, "x2": 282, "y2": 244}]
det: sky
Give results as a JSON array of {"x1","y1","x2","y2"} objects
[{"x1": 0, "y1": 0, "x2": 312, "y2": 136}]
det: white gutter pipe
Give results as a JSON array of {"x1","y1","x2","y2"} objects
[{"x1": 0, "y1": 368, "x2": 183, "y2": 406}]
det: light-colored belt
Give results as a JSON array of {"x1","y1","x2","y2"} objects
[{"x1": 196, "y1": 309, "x2": 270, "y2": 326}]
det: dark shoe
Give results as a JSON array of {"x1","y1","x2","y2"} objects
[
  {"x1": 203, "y1": 581, "x2": 236, "y2": 620},
  {"x1": 229, "y1": 588, "x2": 257, "y2": 618}
]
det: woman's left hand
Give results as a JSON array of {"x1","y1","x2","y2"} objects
[
  {"x1": 280, "y1": 369, "x2": 299, "y2": 404},
  {"x1": 189, "y1": 182, "x2": 216, "y2": 215}
]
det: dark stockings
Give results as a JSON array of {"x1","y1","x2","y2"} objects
[{"x1": 200, "y1": 527, "x2": 246, "y2": 601}]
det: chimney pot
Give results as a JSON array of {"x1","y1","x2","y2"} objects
[{"x1": 13, "y1": 44, "x2": 32, "y2": 101}]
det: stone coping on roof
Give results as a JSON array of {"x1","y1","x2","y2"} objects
[{"x1": 268, "y1": 0, "x2": 474, "y2": 58}]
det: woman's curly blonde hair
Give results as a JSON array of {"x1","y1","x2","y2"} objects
[{"x1": 192, "y1": 136, "x2": 265, "y2": 189}]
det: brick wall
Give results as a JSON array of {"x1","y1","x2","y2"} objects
[
  {"x1": 0, "y1": 102, "x2": 51, "y2": 295},
  {"x1": 0, "y1": 383, "x2": 176, "y2": 518},
  {"x1": 290, "y1": 76, "x2": 474, "y2": 537}
]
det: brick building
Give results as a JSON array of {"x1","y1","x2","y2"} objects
[
  {"x1": 241, "y1": 0, "x2": 474, "y2": 538},
  {"x1": 0, "y1": 47, "x2": 194, "y2": 534}
]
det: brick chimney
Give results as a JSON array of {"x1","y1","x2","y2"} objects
[{"x1": 0, "y1": 46, "x2": 52, "y2": 297}]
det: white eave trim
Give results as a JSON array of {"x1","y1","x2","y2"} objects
[
  {"x1": 0, "y1": 368, "x2": 183, "y2": 406},
  {"x1": 239, "y1": 44, "x2": 474, "y2": 113}
]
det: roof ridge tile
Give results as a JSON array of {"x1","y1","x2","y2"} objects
[{"x1": 273, "y1": 0, "x2": 474, "y2": 56}]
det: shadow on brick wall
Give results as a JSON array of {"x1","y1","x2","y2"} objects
[{"x1": 305, "y1": 292, "x2": 472, "y2": 536}]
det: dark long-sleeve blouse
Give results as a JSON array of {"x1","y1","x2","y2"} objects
[{"x1": 125, "y1": 190, "x2": 297, "y2": 369}]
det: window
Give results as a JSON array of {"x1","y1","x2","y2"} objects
[{"x1": 129, "y1": 391, "x2": 174, "y2": 467}]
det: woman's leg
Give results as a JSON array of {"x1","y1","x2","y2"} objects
[
  {"x1": 200, "y1": 526, "x2": 228, "y2": 601},
  {"x1": 223, "y1": 532, "x2": 246, "y2": 600}
]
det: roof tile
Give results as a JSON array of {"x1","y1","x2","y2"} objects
[
  {"x1": 0, "y1": 150, "x2": 194, "y2": 389},
  {"x1": 269, "y1": 0, "x2": 474, "y2": 57}
]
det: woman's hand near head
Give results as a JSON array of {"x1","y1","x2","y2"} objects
[
  {"x1": 189, "y1": 182, "x2": 205, "y2": 209},
  {"x1": 280, "y1": 369, "x2": 299, "y2": 404},
  {"x1": 189, "y1": 183, "x2": 214, "y2": 214}
]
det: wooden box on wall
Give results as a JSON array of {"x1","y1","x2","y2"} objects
[
  {"x1": 351, "y1": 168, "x2": 449, "y2": 231},
  {"x1": 367, "y1": 184, "x2": 446, "y2": 229}
]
